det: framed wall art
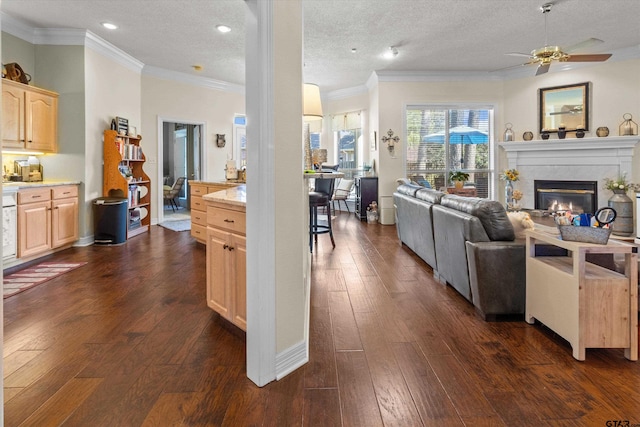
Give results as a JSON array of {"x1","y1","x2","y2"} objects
[{"x1": 538, "y1": 82, "x2": 590, "y2": 133}]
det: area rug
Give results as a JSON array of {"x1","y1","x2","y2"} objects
[
  {"x1": 3, "y1": 262, "x2": 87, "y2": 299},
  {"x1": 159, "y1": 219, "x2": 191, "y2": 232}
]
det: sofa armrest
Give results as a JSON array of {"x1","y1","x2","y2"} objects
[{"x1": 465, "y1": 240, "x2": 526, "y2": 320}]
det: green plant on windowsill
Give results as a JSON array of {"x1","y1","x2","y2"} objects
[{"x1": 449, "y1": 171, "x2": 470, "y2": 188}]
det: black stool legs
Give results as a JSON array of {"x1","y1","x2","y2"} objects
[{"x1": 309, "y1": 192, "x2": 335, "y2": 253}]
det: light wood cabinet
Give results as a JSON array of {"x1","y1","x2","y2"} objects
[
  {"x1": 206, "y1": 203, "x2": 246, "y2": 331},
  {"x1": 526, "y1": 228, "x2": 638, "y2": 361},
  {"x1": 103, "y1": 130, "x2": 151, "y2": 239},
  {"x1": 18, "y1": 185, "x2": 78, "y2": 259},
  {"x1": 2, "y1": 80, "x2": 58, "y2": 152},
  {"x1": 190, "y1": 182, "x2": 240, "y2": 243}
]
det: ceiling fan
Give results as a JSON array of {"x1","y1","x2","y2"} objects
[{"x1": 505, "y1": 2, "x2": 612, "y2": 76}]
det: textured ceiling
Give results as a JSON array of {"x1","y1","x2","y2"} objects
[{"x1": 2, "y1": 0, "x2": 640, "y2": 92}]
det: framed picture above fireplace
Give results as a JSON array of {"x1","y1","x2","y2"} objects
[{"x1": 538, "y1": 82, "x2": 590, "y2": 134}]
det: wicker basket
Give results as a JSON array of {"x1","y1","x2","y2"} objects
[{"x1": 557, "y1": 225, "x2": 611, "y2": 244}]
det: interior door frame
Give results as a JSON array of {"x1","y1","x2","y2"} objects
[{"x1": 156, "y1": 116, "x2": 207, "y2": 224}]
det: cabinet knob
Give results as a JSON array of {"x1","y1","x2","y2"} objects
[
  {"x1": 223, "y1": 244, "x2": 229, "y2": 249},
  {"x1": 228, "y1": 246, "x2": 235, "y2": 251}
]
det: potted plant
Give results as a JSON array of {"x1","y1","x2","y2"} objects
[{"x1": 449, "y1": 171, "x2": 470, "y2": 189}]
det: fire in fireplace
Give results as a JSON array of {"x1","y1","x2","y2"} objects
[{"x1": 534, "y1": 180, "x2": 598, "y2": 214}]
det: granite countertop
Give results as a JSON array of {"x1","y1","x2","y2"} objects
[
  {"x1": 191, "y1": 180, "x2": 245, "y2": 186},
  {"x1": 203, "y1": 184, "x2": 246, "y2": 207},
  {"x1": 2, "y1": 180, "x2": 81, "y2": 189}
]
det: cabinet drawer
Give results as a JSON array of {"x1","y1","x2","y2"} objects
[
  {"x1": 18, "y1": 187, "x2": 52, "y2": 204},
  {"x1": 191, "y1": 185, "x2": 207, "y2": 196},
  {"x1": 191, "y1": 223, "x2": 207, "y2": 241},
  {"x1": 207, "y1": 207, "x2": 246, "y2": 235},
  {"x1": 191, "y1": 210, "x2": 206, "y2": 226},
  {"x1": 191, "y1": 196, "x2": 206, "y2": 211},
  {"x1": 52, "y1": 185, "x2": 78, "y2": 199}
]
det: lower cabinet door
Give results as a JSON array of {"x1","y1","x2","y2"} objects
[
  {"x1": 52, "y1": 197, "x2": 78, "y2": 248},
  {"x1": 18, "y1": 201, "x2": 51, "y2": 258},
  {"x1": 206, "y1": 227, "x2": 231, "y2": 319},
  {"x1": 231, "y1": 233, "x2": 247, "y2": 330}
]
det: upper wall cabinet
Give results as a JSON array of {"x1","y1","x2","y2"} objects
[{"x1": 2, "y1": 80, "x2": 58, "y2": 153}]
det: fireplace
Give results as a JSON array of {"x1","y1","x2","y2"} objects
[{"x1": 534, "y1": 180, "x2": 598, "y2": 214}]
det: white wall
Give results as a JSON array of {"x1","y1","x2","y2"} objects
[
  {"x1": 502, "y1": 59, "x2": 640, "y2": 184},
  {"x1": 84, "y1": 47, "x2": 142, "y2": 237},
  {"x1": 141, "y1": 74, "x2": 245, "y2": 224}
]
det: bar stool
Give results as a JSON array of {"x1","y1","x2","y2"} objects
[{"x1": 309, "y1": 177, "x2": 336, "y2": 253}]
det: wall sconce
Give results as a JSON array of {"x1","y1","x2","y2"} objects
[{"x1": 381, "y1": 129, "x2": 400, "y2": 154}]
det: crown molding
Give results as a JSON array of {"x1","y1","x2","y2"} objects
[
  {"x1": 84, "y1": 31, "x2": 144, "y2": 73},
  {"x1": 325, "y1": 84, "x2": 368, "y2": 101},
  {"x1": 142, "y1": 65, "x2": 245, "y2": 94},
  {"x1": 375, "y1": 69, "x2": 503, "y2": 83},
  {"x1": 1, "y1": 12, "x2": 36, "y2": 43}
]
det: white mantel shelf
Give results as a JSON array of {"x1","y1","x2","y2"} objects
[{"x1": 499, "y1": 136, "x2": 639, "y2": 153}]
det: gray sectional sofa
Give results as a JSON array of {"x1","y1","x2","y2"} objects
[{"x1": 394, "y1": 183, "x2": 525, "y2": 320}]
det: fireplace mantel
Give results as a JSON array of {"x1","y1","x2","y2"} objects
[{"x1": 498, "y1": 136, "x2": 640, "y2": 209}]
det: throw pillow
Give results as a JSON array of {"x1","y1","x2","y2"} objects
[{"x1": 507, "y1": 211, "x2": 535, "y2": 239}]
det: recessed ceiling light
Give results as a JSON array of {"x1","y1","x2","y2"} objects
[
  {"x1": 101, "y1": 22, "x2": 118, "y2": 30},
  {"x1": 216, "y1": 25, "x2": 231, "y2": 33},
  {"x1": 383, "y1": 46, "x2": 399, "y2": 59},
  {"x1": 351, "y1": 48, "x2": 357, "y2": 53}
]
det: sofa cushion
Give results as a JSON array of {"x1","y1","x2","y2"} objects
[
  {"x1": 396, "y1": 183, "x2": 423, "y2": 197},
  {"x1": 415, "y1": 188, "x2": 445, "y2": 204},
  {"x1": 441, "y1": 195, "x2": 515, "y2": 241}
]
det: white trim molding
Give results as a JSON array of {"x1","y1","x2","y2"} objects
[{"x1": 275, "y1": 340, "x2": 308, "y2": 380}]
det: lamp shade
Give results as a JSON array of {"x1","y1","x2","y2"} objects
[{"x1": 303, "y1": 83, "x2": 323, "y2": 121}]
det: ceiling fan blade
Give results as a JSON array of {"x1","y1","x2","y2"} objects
[
  {"x1": 565, "y1": 53, "x2": 612, "y2": 62},
  {"x1": 564, "y1": 37, "x2": 603, "y2": 53},
  {"x1": 492, "y1": 61, "x2": 536, "y2": 73},
  {"x1": 536, "y1": 63, "x2": 550, "y2": 76},
  {"x1": 505, "y1": 52, "x2": 533, "y2": 58}
]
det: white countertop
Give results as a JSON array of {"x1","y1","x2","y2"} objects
[
  {"x1": 3, "y1": 180, "x2": 81, "y2": 190},
  {"x1": 303, "y1": 172, "x2": 344, "y2": 179},
  {"x1": 203, "y1": 184, "x2": 246, "y2": 207}
]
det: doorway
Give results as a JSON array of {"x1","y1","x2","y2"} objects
[{"x1": 161, "y1": 121, "x2": 203, "y2": 222}]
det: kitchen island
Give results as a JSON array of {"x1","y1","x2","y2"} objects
[
  {"x1": 190, "y1": 180, "x2": 242, "y2": 243},
  {"x1": 202, "y1": 185, "x2": 246, "y2": 331}
]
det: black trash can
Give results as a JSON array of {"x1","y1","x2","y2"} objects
[{"x1": 93, "y1": 197, "x2": 127, "y2": 245}]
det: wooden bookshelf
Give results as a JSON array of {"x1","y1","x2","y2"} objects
[{"x1": 103, "y1": 129, "x2": 151, "y2": 238}]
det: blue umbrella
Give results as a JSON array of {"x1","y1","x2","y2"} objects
[{"x1": 423, "y1": 125, "x2": 488, "y2": 144}]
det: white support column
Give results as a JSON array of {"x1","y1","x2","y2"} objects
[{"x1": 245, "y1": 0, "x2": 306, "y2": 387}]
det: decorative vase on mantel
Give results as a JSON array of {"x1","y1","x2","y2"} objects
[
  {"x1": 505, "y1": 181, "x2": 514, "y2": 210},
  {"x1": 608, "y1": 190, "x2": 633, "y2": 236}
]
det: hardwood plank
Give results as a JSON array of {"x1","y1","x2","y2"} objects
[
  {"x1": 3, "y1": 350, "x2": 42, "y2": 378},
  {"x1": 335, "y1": 351, "x2": 384, "y2": 427},
  {"x1": 141, "y1": 392, "x2": 206, "y2": 427},
  {"x1": 305, "y1": 306, "x2": 338, "y2": 389},
  {"x1": 392, "y1": 342, "x2": 463, "y2": 425},
  {"x1": 303, "y1": 388, "x2": 342, "y2": 427},
  {"x1": 328, "y1": 291, "x2": 363, "y2": 351},
  {"x1": 353, "y1": 310, "x2": 424, "y2": 426},
  {"x1": 19, "y1": 377, "x2": 103, "y2": 427}
]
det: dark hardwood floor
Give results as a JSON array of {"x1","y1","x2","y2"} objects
[{"x1": 4, "y1": 214, "x2": 640, "y2": 426}]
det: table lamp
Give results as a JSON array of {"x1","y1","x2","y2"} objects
[{"x1": 303, "y1": 83, "x2": 323, "y2": 171}]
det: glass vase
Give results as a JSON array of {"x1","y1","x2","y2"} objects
[{"x1": 505, "y1": 180, "x2": 514, "y2": 210}]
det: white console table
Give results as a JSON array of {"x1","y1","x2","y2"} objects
[{"x1": 525, "y1": 228, "x2": 638, "y2": 361}]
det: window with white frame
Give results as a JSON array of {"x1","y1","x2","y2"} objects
[
  {"x1": 332, "y1": 111, "x2": 362, "y2": 171},
  {"x1": 405, "y1": 105, "x2": 493, "y2": 198}
]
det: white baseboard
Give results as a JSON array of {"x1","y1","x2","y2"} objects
[{"x1": 275, "y1": 340, "x2": 308, "y2": 380}]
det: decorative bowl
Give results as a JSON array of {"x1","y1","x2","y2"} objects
[{"x1": 557, "y1": 225, "x2": 611, "y2": 244}]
